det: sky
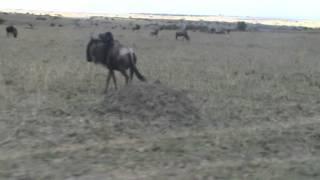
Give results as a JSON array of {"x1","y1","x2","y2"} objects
[{"x1": 0, "y1": 0, "x2": 318, "y2": 20}]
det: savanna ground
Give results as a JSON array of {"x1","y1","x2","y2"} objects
[{"x1": 1, "y1": 14, "x2": 320, "y2": 179}]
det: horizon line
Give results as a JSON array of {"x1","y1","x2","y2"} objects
[{"x1": 0, "y1": 8, "x2": 316, "y2": 21}]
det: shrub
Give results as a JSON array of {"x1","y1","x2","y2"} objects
[{"x1": 237, "y1": 21, "x2": 247, "y2": 31}]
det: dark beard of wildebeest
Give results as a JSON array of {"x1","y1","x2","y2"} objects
[
  {"x1": 175, "y1": 30, "x2": 190, "y2": 41},
  {"x1": 86, "y1": 32, "x2": 146, "y2": 92},
  {"x1": 6, "y1": 25, "x2": 18, "y2": 38}
]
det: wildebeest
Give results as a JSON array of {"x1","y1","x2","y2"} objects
[
  {"x1": 6, "y1": 25, "x2": 18, "y2": 38},
  {"x1": 86, "y1": 32, "x2": 146, "y2": 92},
  {"x1": 26, "y1": 23, "x2": 33, "y2": 29},
  {"x1": 214, "y1": 28, "x2": 231, "y2": 34},
  {"x1": 175, "y1": 30, "x2": 190, "y2": 41},
  {"x1": 132, "y1": 24, "x2": 140, "y2": 31},
  {"x1": 208, "y1": 27, "x2": 216, "y2": 33},
  {"x1": 150, "y1": 29, "x2": 159, "y2": 37}
]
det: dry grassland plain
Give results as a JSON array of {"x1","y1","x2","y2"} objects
[{"x1": 1, "y1": 13, "x2": 320, "y2": 179}]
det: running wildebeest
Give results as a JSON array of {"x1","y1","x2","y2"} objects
[
  {"x1": 6, "y1": 25, "x2": 18, "y2": 38},
  {"x1": 175, "y1": 30, "x2": 190, "y2": 41},
  {"x1": 86, "y1": 32, "x2": 146, "y2": 92}
]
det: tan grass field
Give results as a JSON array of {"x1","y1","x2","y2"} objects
[{"x1": 1, "y1": 13, "x2": 320, "y2": 179}]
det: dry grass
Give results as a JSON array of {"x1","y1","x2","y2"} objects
[{"x1": 1, "y1": 15, "x2": 320, "y2": 179}]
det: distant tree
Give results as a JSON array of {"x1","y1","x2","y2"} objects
[{"x1": 237, "y1": 21, "x2": 247, "y2": 31}]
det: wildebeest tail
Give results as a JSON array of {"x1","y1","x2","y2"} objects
[
  {"x1": 129, "y1": 53, "x2": 146, "y2": 81},
  {"x1": 86, "y1": 39, "x2": 94, "y2": 62}
]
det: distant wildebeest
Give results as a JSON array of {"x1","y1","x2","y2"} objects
[
  {"x1": 175, "y1": 30, "x2": 190, "y2": 41},
  {"x1": 26, "y1": 23, "x2": 33, "y2": 29},
  {"x1": 132, "y1": 24, "x2": 140, "y2": 31},
  {"x1": 215, "y1": 28, "x2": 231, "y2": 34},
  {"x1": 208, "y1": 27, "x2": 216, "y2": 33},
  {"x1": 6, "y1": 25, "x2": 18, "y2": 38},
  {"x1": 150, "y1": 29, "x2": 159, "y2": 37},
  {"x1": 86, "y1": 32, "x2": 146, "y2": 92},
  {"x1": 215, "y1": 30, "x2": 227, "y2": 34},
  {"x1": 90, "y1": 21, "x2": 99, "y2": 26}
]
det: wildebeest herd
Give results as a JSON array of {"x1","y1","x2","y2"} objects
[{"x1": 4, "y1": 21, "x2": 230, "y2": 92}]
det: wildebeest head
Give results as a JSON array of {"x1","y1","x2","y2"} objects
[
  {"x1": 86, "y1": 32, "x2": 115, "y2": 63},
  {"x1": 98, "y1": 32, "x2": 114, "y2": 48}
]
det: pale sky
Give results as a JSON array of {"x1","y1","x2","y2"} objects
[{"x1": 0, "y1": 0, "x2": 318, "y2": 20}]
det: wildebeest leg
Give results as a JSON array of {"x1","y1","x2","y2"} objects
[
  {"x1": 129, "y1": 68, "x2": 134, "y2": 81},
  {"x1": 120, "y1": 69, "x2": 129, "y2": 84},
  {"x1": 105, "y1": 70, "x2": 112, "y2": 92},
  {"x1": 111, "y1": 70, "x2": 117, "y2": 89},
  {"x1": 129, "y1": 53, "x2": 136, "y2": 81}
]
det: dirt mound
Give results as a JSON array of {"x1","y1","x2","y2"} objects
[{"x1": 93, "y1": 82, "x2": 202, "y2": 131}]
